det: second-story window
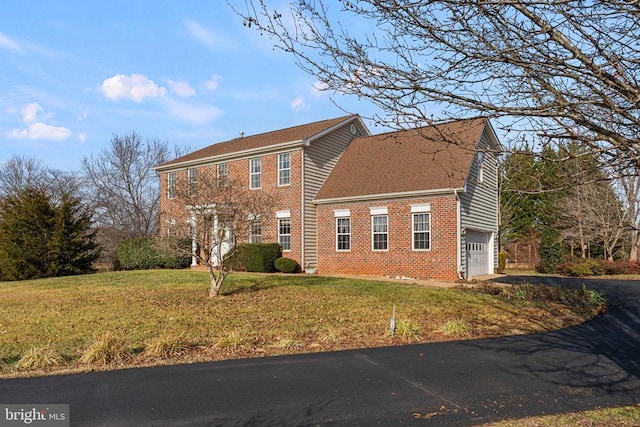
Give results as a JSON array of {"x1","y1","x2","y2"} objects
[
  {"x1": 278, "y1": 152, "x2": 291, "y2": 186},
  {"x1": 188, "y1": 168, "x2": 197, "y2": 196},
  {"x1": 167, "y1": 172, "x2": 176, "y2": 199},
  {"x1": 250, "y1": 157, "x2": 261, "y2": 189},
  {"x1": 217, "y1": 163, "x2": 228, "y2": 186}
]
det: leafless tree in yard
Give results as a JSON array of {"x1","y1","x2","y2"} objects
[
  {"x1": 165, "y1": 167, "x2": 275, "y2": 297},
  {"x1": 82, "y1": 131, "x2": 188, "y2": 265},
  {"x1": 237, "y1": 1, "x2": 640, "y2": 171}
]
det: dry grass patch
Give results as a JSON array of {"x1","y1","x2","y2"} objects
[
  {"x1": 144, "y1": 332, "x2": 194, "y2": 359},
  {"x1": 481, "y1": 404, "x2": 640, "y2": 426},
  {"x1": 15, "y1": 345, "x2": 63, "y2": 371},
  {"x1": 80, "y1": 332, "x2": 131, "y2": 366}
]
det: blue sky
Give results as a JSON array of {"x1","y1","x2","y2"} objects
[{"x1": 0, "y1": 1, "x2": 378, "y2": 171}]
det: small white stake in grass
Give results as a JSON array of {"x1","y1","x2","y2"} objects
[{"x1": 390, "y1": 304, "x2": 396, "y2": 336}]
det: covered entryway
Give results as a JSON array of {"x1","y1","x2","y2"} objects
[{"x1": 466, "y1": 230, "x2": 491, "y2": 278}]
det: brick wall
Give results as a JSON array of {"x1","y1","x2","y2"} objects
[
  {"x1": 158, "y1": 149, "x2": 305, "y2": 266},
  {"x1": 316, "y1": 196, "x2": 459, "y2": 281}
]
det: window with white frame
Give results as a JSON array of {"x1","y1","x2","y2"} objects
[
  {"x1": 250, "y1": 157, "x2": 261, "y2": 189},
  {"x1": 167, "y1": 172, "x2": 176, "y2": 199},
  {"x1": 477, "y1": 152, "x2": 484, "y2": 183},
  {"x1": 411, "y1": 204, "x2": 431, "y2": 251},
  {"x1": 276, "y1": 210, "x2": 291, "y2": 251},
  {"x1": 250, "y1": 217, "x2": 262, "y2": 243},
  {"x1": 278, "y1": 152, "x2": 291, "y2": 186},
  {"x1": 217, "y1": 163, "x2": 228, "y2": 186},
  {"x1": 370, "y1": 207, "x2": 388, "y2": 251},
  {"x1": 188, "y1": 168, "x2": 197, "y2": 196},
  {"x1": 335, "y1": 209, "x2": 351, "y2": 251}
]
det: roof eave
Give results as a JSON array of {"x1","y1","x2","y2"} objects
[
  {"x1": 313, "y1": 187, "x2": 464, "y2": 205},
  {"x1": 153, "y1": 140, "x2": 305, "y2": 172}
]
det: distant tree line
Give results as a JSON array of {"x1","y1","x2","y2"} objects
[{"x1": 0, "y1": 132, "x2": 187, "y2": 281}]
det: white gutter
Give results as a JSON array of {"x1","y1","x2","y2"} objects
[
  {"x1": 153, "y1": 140, "x2": 306, "y2": 173},
  {"x1": 314, "y1": 187, "x2": 463, "y2": 205}
]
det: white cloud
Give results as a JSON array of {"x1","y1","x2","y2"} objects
[
  {"x1": 311, "y1": 81, "x2": 330, "y2": 97},
  {"x1": 0, "y1": 32, "x2": 22, "y2": 52},
  {"x1": 8, "y1": 122, "x2": 71, "y2": 140},
  {"x1": 101, "y1": 74, "x2": 167, "y2": 102},
  {"x1": 185, "y1": 19, "x2": 217, "y2": 49},
  {"x1": 204, "y1": 74, "x2": 223, "y2": 91},
  {"x1": 22, "y1": 102, "x2": 43, "y2": 123},
  {"x1": 78, "y1": 132, "x2": 87, "y2": 142},
  {"x1": 290, "y1": 95, "x2": 309, "y2": 112},
  {"x1": 163, "y1": 98, "x2": 223, "y2": 124},
  {"x1": 168, "y1": 80, "x2": 196, "y2": 97}
]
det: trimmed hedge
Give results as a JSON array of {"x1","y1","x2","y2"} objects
[
  {"x1": 275, "y1": 257, "x2": 300, "y2": 273},
  {"x1": 239, "y1": 243, "x2": 282, "y2": 273},
  {"x1": 117, "y1": 237, "x2": 190, "y2": 270}
]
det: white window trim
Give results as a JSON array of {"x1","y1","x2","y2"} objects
[
  {"x1": 477, "y1": 152, "x2": 485, "y2": 183},
  {"x1": 276, "y1": 209, "x2": 291, "y2": 219},
  {"x1": 334, "y1": 209, "x2": 350, "y2": 217},
  {"x1": 167, "y1": 172, "x2": 176, "y2": 200},
  {"x1": 410, "y1": 203, "x2": 431, "y2": 213},
  {"x1": 371, "y1": 214, "x2": 389, "y2": 251},
  {"x1": 187, "y1": 168, "x2": 197, "y2": 196},
  {"x1": 250, "y1": 157, "x2": 261, "y2": 189},
  {"x1": 336, "y1": 216, "x2": 351, "y2": 252},
  {"x1": 278, "y1": 216, "x2": 291, "y2": 252},
  {"x1": 217, "y1": 163, "x2": 228, "y2": 186},
  {"x1": 278, "y1": 152, "x2": 291, "y2": 187},
  {"x1": 412, "y1": 212, "x2": 431, "y2": 251}
]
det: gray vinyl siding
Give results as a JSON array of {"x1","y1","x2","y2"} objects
[
  {"x1": 459, "y1": 129, "x2": 499, "y2": 275},
  {"x1": 303, "y1": 124, "x2": 363, "y2": 270}
]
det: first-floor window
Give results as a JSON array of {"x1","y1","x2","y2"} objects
[
  {"x1": 412, "y1": 213, "x2": 431, "y2": 250},
  {"x1": 372, "y1": 215, "x2": 388, "y2": 250},
  {"x1": 278, "y1": 218, "x2": 291, "y2": 251},
  {"x1": 336, "y1": 217, "x2": 351, "y2": 251},
  {"x1": 250, "y1": 218, "x2": 262, "y2": 244}
]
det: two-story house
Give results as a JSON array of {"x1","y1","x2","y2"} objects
[
  {"x1": 154, "y1": 115, "x2": 369, "y2": 271},
  {"x1": 154, "y1": 115, "x2": 500, "y2": 280}
]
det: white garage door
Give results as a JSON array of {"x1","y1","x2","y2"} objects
[{"x1": 466, "y1": 231, "x2": 490, "y2": 278}]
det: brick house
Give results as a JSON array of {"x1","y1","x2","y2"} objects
[
  {"x1": 314, "y1": 117, "x2": 500, "y2": 281},
  {"x1": 154, "y1": 115, "x2": 370, "y2": 270},
  {"x1": 154, "y1": 115, "x2": 500, "y2": 280}
]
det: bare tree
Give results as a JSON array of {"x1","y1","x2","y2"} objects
[
  {"x1": 0, "y1": 155, "x2": 82, "y2": 202},
  {"x1": 82, "y1": 131, "x2": 188, "y2": 264},
  {"x1": 238, "y1": 1, "x2": 640, "y2": 172},
  {"x1": 617, "y1": 172, "x2": 640, "y2": 261},
  {"x1": 165, "y1": 167, "x2": 275, "y2": 297}
]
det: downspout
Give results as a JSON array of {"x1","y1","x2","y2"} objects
[
  {"x1": 455, "y1": 190, "x2": 463, "y2": 280},
  {"x1": 300, "y1": 148, "x2": 305, "y2": 271}
]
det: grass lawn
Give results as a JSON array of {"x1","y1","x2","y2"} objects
[{"x1": 0, "y1": 269, "x2": 603, "y2": 379}]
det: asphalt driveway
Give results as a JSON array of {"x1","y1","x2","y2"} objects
[{"x1": 1, "y1": 276, "x2": 639, "y2": 426}]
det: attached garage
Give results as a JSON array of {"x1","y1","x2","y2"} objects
[{"x1": 465, "y1": 230, "x2": 493, "y2": 278}]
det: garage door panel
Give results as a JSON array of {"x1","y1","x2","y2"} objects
[{"x1": 466, "y1": 231, "x2": 489, "y2": 277}]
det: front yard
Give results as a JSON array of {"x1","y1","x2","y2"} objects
[{"x1": 0, "y1": 270, "x2": 603, "y2": 378}]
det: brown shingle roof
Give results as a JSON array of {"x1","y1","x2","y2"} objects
[
  {"x1": 156, "y1": 115, "x2": 357, "y2": 170},
  {"x1": 314, "y1": 118, "x2": 488, "y2": 201}
]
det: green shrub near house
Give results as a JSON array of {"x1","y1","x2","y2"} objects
[
  {"x1": 275, "y1": 257, "x2": 300, "y2": 273},
  {"x1": 117, "y1": 238, "x2": 190, "y2": 270},
  {"x1": 239, "y1": 243, "x2": 282, "y2": 272}
]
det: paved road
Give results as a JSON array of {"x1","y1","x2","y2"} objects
[{"x1": 1, "y1": 276, "x2": 639, "y2": 426}]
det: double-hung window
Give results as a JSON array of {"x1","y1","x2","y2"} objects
[
  {"x1": 477, "y1": 152, "x2": 484, "y2": 183},
  {"x1": 277, "y1": 210, "x2": 291, "y2": 251},
  {"x1": 411, "y1": 204, "x2": 431, "y2": 251},
  {"x1": 250, "y1": 217, "x2": 262, "y2": 244},
  {"x1": 370, "y1": 207, "x2": 388, "y2": 251},
  {"x1": 217, "y1": 163, "x2": 228, "y2": 186},
  {"x1": 278, "y1": 152, "x2": 291, "y2": 186},
  {"x1": 250, "y1": 157, "x2": 261, "y2": 189},
  {"x1": 187, "y1": 168, "x2": 197, "y2": 196},
  {"x1": 335, "y1": 209, "x2": 351, "y2": 251},
  {"x1": 167, "y1": 172, "x2": 176, "y2": 199}
]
